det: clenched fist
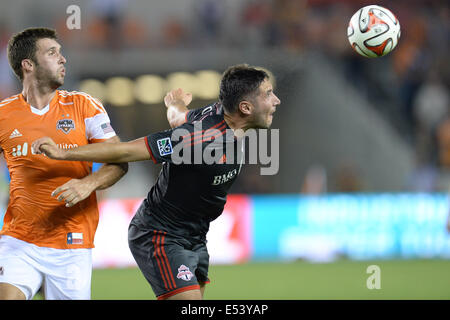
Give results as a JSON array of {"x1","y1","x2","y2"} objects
[{"x1": 32, "y1": 137, "x2": 66, "y2": 160}]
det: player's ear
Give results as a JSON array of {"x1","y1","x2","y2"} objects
[
  {"x1": 238, "y1": 100, "x2": 253, "y2": 115},
  {"x1": 21, "y1": 59, "x2": 34, "y2": 75}
]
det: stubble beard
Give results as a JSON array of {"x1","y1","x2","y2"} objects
[{"x1": 35, "y1": 64, "x2": 64, "y2": 90}]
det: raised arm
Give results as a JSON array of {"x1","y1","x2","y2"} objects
[
  {"x1": 32, "y1": 136, "x2": 150, "y2": 163},
  {"x1": 164, "y1": 88, "x2": 192, "y2": 128}
]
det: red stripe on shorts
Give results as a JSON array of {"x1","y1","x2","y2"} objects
[
  {"x1": 159, "y1": 231, "x2": 177, "y2": 289},
  {"x1": 152, "y1": 231, "x2": 170, "y2": 291}
]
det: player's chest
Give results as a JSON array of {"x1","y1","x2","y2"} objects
[
  {"x1": 209, "y1": 162, "x2": 242, "y2": 186},
  {"x1": 0, "y1": 110, "x2": 87, "y2": 159},
  {"x1": 203, "y1": 141, "x2": 244, "y2": 186}
]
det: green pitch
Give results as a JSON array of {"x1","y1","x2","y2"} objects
[{"x1": 88, "y1": 259, "x2": 450, "y2": 300}]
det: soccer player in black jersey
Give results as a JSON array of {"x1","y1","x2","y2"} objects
[{"x1": 32, "y1": 64, "x2": 281, "y2": 300}]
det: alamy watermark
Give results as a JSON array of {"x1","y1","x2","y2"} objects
[
  {"x1": 160, "y1": 124, "x2": 279, "y2": 176},
  {"x1": 66, "y1": 5, "x2": 81, "y2": 30},
  {"x1": 366, "y1": 265, "x2": 381, "y2": 290}
]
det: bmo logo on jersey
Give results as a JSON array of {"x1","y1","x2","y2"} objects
[{"x1": 212, "y1": 169, "x2": 238, "y2": 185}]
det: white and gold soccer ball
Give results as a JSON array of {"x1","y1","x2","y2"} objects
[{"x1": 347, "y1": 5, "x2": 401, "y2": 58}]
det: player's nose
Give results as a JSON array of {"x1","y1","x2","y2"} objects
[{"x1": 274, "y1": 94, "x2": 281, "y2": 106}]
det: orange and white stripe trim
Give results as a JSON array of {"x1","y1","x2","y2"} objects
[
  {"x1": 0, "y1": 95, "x2": 20, "y2": 108},
  {"x1": 58, "y1": 90, "x2": 107, "y2": 113}
]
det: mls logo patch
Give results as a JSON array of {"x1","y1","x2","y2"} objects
[
  {"x1": 57, "y1": 119, "x2": 75, "y2": 134},
  {"x1": 157, "y1": 137, "x2": 173, "y2": 156},
  {"x1": 176, "y1": 264, "x2": 194, "y2": 281}
]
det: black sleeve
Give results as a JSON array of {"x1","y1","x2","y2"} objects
[
  {"x1": 185, "y1": 103, "x2": 217, "y2": 123},
  {"x1": 145, "y1": 122, "x2": 196, "y2": 164}
]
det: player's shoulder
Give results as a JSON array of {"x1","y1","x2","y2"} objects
[
  {"x1": 57, "y1": 89, "x2": 100, "y2": 103},
  {"x1": 0, "y1": 94, "x2": 22, "y2": 111},
  {"x1": 188, "y1": 102, "x2": 224, "y2": 125},
  {"x1": 198, "y1": 102, "x2": 225, "y2": 128},
  {"x1": 58, "y1": 90, "x2": 107, "y2": 113}
]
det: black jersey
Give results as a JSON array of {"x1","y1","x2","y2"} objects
[{"x1": 140, "y1": 102, "x2": 244, "y2": 240}]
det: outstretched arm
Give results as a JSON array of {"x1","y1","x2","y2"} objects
[{"x1": 32, "y1": 136, "x2": 150, "y2": 163}]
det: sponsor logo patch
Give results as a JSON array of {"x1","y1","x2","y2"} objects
[
  {"x1": 157, "y1": 137, "x2": 173, "y2": 156},
  {"x1": 176, "y1": 264, "x2": 194, "y2": 281}
]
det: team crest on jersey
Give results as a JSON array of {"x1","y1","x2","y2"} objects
[
  {"x1": 157, "y1": 137, "x2": 173, "y2": 156},
  {"x1": 56, "y1": 118, "x2": 75, "y2": 134},
  {"x1": 176, "y1": 264, "x2": 194, "y2": 281}
]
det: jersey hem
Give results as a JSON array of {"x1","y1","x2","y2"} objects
[{"x1": 0, "y1": 232, "x2": 95, "y2": 250}]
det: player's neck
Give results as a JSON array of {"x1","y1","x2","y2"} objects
[
  {"x1": 223, "y1": 111, "x2": 252, "y2": 136},
  {"x1": 22, "y1": 79, "x2": 57, "y2": 110}
]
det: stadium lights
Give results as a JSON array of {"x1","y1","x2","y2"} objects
[
  {"x1": 78, "y1": 79, "x2": 106, "y2": 102},
  {"x1": 166, "y1": 72, "x2": 197, "y2": 94},
  {"x1": 105, "y1": 77, "x2": 135, "y2": 107},
  {"x1": 194, "y1": 70, "x2": 221, "y2": 100},
  {"x1": 79, "y1": 70, "x2": 222, "y2": 106},
  {"x1": 134, "y1": 75, "x2": 166, "y2": 104}
]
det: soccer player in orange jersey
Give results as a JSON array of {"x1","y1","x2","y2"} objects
[{"x1": 0, "y1": 28, "x2": 128, "y2": 300}]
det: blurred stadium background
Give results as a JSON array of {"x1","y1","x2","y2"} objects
[{"x1": 0, "y1": 0, "x2": 449, "y2": 299}]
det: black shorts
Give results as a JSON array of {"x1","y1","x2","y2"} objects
[{"x1": 128, "y1": 215, "x2": 210, "y2": 300}]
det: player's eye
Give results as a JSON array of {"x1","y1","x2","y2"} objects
[{"x1": 49, "y1": 48, "x2": 61, "y2": 56}]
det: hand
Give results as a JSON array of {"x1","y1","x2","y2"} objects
[
  {"x1": 52, "y1": 178, "x2": 95, "y2": 207},
  {"x1": 32, "y1": 137, "x2": 65, "y2": 159},
  {"x1": 164, "y1": 88, "x2": 192, "y2": 109}
]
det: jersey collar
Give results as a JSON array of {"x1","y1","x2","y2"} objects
[{"x1": 20, "y1": 90, "x2": 60, "y2": 116}]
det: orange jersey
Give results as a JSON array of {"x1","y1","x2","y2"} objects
[{"x1": 0, "y1": 90, "x2": 116, "y2": 249}]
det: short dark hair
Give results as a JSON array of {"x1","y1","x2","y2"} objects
[
  {"x1": 219, "y1": 64, "x2": 269, "y2": 114},
  {"x1": 7, "y1": 27, "x2": 58, "y2": 81}
]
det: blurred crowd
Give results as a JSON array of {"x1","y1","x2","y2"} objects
[{"x1": 0, "y1": 0, "x2": 448, "y2": 194}]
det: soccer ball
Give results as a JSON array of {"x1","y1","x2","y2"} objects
[{"x1": 347, "y1": 5, "x2": 401, "y2": 58}]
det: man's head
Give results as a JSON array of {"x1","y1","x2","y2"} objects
[
  {"x1": 7, "y1": 27, "x2": 66, "y2": 88},
  {"x1": 219, "y1": 64, "x2": 280, "y2": 129}
]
